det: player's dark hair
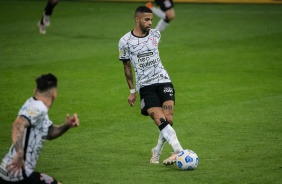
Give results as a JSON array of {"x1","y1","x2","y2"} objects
[
  {"x1": 36, "y1": 73, "x2": 57, "y2": 92},
  {"x1": 135, "y1": 6, "x2": 152, "y2": 17}
]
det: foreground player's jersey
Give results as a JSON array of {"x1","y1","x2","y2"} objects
[
  {"x1": 118, "y1": 29, "x2": 171, "y2": 91},
  {"x1": 0, "y1": 97, "x2": 52, "y2": 182}
]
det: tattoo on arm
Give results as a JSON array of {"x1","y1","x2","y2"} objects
[
  {"x1": 14, "y1": 124, "x2": 23, "y2": 153},
  {"x1": 162, "y1": 105, "x2": 168, "y2": 110},
  {"x1": 12, "y1": 117, "x2": 29, "y2": 155},
  {"x1": 47, "y1": 124, "x2": 69, "y2": 140},
  {"x1": 123, "y1": 61, "x2": 134, "y2": 89},
  {"x1": 168, "y1": 105, "x2": 172, "y2": 110}
]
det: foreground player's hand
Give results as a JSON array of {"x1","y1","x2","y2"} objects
[
  {"x1": 65, "y1": 113, "x2": 79, "y2": 128},
  {"x1": 7, "y1": 152, "x2": 24, "y2": 177},
  {"x1": 128, "y1": 93, "x2": 136, "y2": 106}
]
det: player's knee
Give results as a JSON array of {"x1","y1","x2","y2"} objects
[
  {"x1": 165, "y1": 114, "x2": 173, "y2": 124},
  {"x1": 149, "y1": 112, "x2": 163, "y2": 125},
  {"x1": 168, "y1": 14, "x2": 175, "y2": 21},
  {"x1": 166, "y1": 10, "x2": 175, "y2": 21}
]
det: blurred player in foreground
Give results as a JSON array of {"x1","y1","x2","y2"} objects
[
  {"x1": 146, "y1": 0, "x2": 175, "y2": 32},
  {"x1": 0, "y1": 73, "x2": 79, "y2": 184},
  {"x1": 118, "y1": 6, "x2": 183, "y2": 165},
  {"x1": 37, "y1": 0, "x2": 59, "y2": 34}
]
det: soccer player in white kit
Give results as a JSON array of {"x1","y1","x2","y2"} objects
[
  {"x1": 0, "y1": 73, "x2": 79, "y2": 184},
  {"x1": 37, "y1": 0, "x2": 59, "y2": 34},
  {"x1": 118, "y1": 6, "x2": 183, "y2": 165}
]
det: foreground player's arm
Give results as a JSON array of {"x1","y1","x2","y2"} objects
[
  {"x1": 8, "y1": 116, "x2": 30, "y2": 176},
  {"x1": 123, "y1": 60, "x2": 135, "y2": 89},
  {"x1": 123, "y1": 60, "x2": 136, "y2": 106},
  {"x1": 47, "y1": 113, "x2": 79, "y2": 140}
]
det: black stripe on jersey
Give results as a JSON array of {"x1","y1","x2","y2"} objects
[{"x1": 22, "y1": 122, "x2": 31, "y2": 179}]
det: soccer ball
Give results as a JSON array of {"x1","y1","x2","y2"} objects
[{"x1": 176, "y1": 149, "x2": 199, "y2": 170}]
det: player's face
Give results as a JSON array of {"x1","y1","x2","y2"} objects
[{"x1": 139, "y1": 13, "x2": 153, "y2": 33}]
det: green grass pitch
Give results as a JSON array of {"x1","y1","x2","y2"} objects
[{"x1": 0, "y1": 0, "x2": 282, "y2": 183}]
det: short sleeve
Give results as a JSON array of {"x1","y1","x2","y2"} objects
[
  {"x1": 118, "y1": 37, "x2": 130, "y2": 61},
  {"x1": 18, "y1": 102, "x2": 46, "y2": 126}
]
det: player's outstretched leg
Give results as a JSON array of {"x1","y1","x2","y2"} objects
[
  {"x1": 148, "y1": 107, "x2": 183, "y2": 166},
  {"x1": 155, "y1": 8, "x2": 175, "y2": 32},
  {"x1": 42, "y1": 0, "x2": 59, "y2": 26},
  {"x1": 146, "y1": 1, "x2": 175, "y2": 32},
  {"x1": 38, "y1": 0, "x2": 58, "y2": 34},
  {"x1": 146, "y1": 2, "x2": 166, "y2": 20},
  {"x1": 158, "y1": 118, "x2": 183, "y2": 165}
]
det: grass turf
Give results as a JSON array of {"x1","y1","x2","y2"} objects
[{"x1": 0, "y1": 0, "x2": 282, "y2": 183}]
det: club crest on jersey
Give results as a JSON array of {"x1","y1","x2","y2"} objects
[
  {"x1": 150, "y1": 37, "x2": 158, "y2": 46},
  {"x1": 163, "y1": 87, "x2": 173, "y2": 94}
]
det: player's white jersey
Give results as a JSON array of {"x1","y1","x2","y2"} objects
[
  {"x1": 0, "y1": 97, "x2": 52, "y2": 182},
  {"x1": 118, "y1": 29, "x2": 171, "y2": 92}
]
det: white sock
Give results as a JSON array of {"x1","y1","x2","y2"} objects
[
  {"x1": 155, "y1": 19, "x2": 169, "y2": 32},
  {"x1": 155, "y1": 132, "x2": 166, "y2": 154},
  {"x1": 161, "y1": 124, "x2": 183, "y2": 153},
  {"x1": 151, "y1": 7, "x2": 166, "y2": 19}
]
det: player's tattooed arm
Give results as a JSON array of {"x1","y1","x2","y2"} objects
[
  {"x1": 8, "y1": 116, "x2": 30, "y2": 175},
  {"x1": 12, "y1": 116, "x2": 30, "y2": 155},
  {"x1": 47, "y1": 114, "x2": 79, "y2": 140},
  {"x1": 123, "y1": 60, "x2": 136, "y2": 106},
  {"x1": 123, "y1": 60, "x2": 135, "y2": 89},
  {"x1": 47, "y1": 124, "x2": 69, "y2": 140}
]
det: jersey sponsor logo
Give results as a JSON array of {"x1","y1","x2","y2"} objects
[
  {"x1": 139, "y1": 58, "x2": 160, "y2": 69},
  {"x1": 137, "y1": 52, "x2": 153, "y2": 58}
]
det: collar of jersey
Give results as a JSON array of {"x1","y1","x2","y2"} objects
[{"x1": 131, "y1": 30, "x2": 149, "y2": 38}]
